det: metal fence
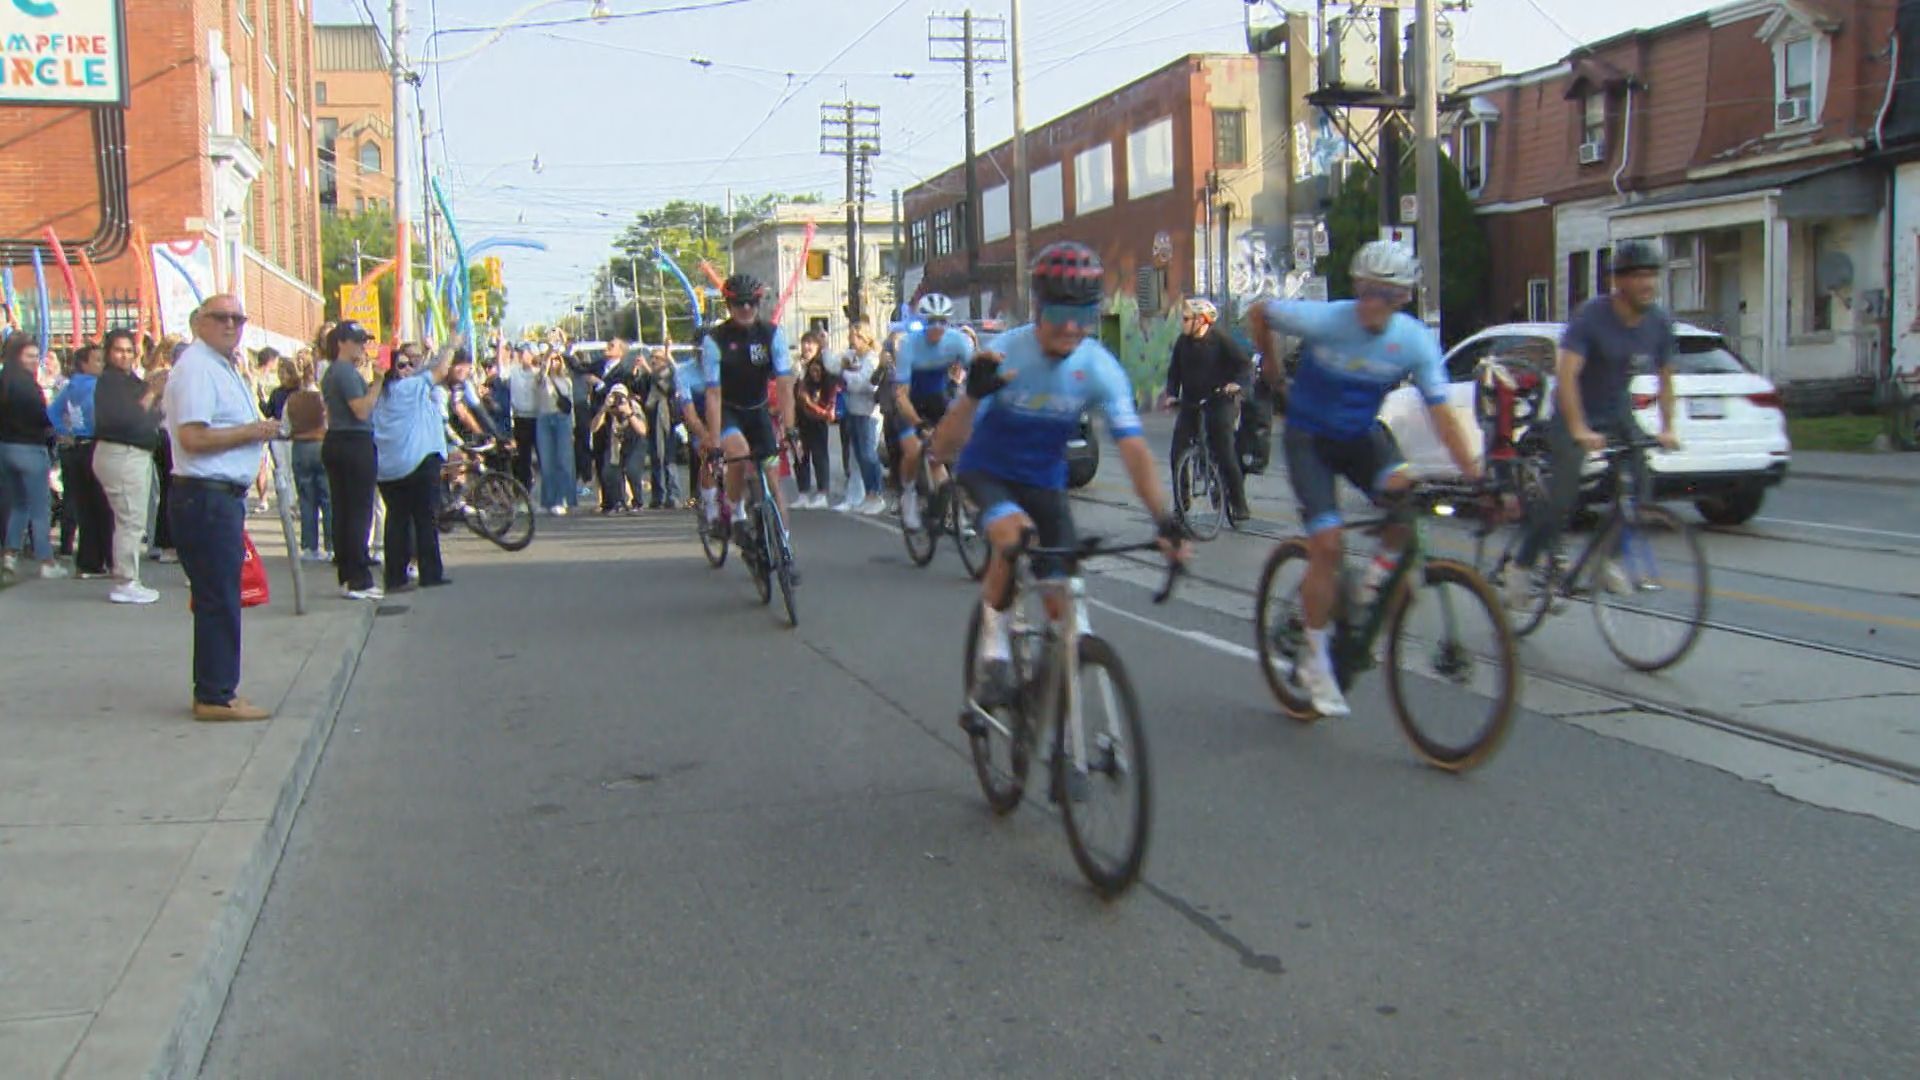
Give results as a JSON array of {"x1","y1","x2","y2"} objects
[{"x1": 5, "y1": 289, "x2": 145, "y2": 340}]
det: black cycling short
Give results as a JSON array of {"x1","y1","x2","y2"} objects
[
  {"x1": 721, "y1": 402, "x2": 779, "y2": 461},
  {"x1": 958, "y1": 470, "x2": 1076, "y2": 579},
  {"x1": 1282, "y1": 423, "x2": 1406, "y2": 534},
  {"x1": 901, "y1": 392, "x2": 949, "y2": 441}
]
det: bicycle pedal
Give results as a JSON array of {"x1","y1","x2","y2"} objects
[{"x1": 958, "y1": 710, "x2": 987, "y2": 738}]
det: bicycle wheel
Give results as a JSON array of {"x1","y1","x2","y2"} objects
[
  {"x1": 698, "y1": 505, "x2": 729, "y2": 567},
  {"x1": 748, "y1": 508, "x2": 773, "y2": 605},
  {"x1": 467, "y1": 473, "x2": 537, "y2": 551},
  {"x1": 1591, "y1": 503, "x2": 1708, "y2": 672},
  {"x1": 902, "y1": 471, "x2": 937, "y2": 567},
  {"x1": 1173, "y1": 446, "x2": 1225, "y2": 542},
  {"x1": 1254, "y1": 539, "x2": 1321, "y2": 721},
  {"x1": 1473, "y1": 464, "x2": 1551, "y2": 637},
  {"x1": 950, "y1": 483, "x2": 989, "y2": 581},
  {"x1": 771, "y1": 510, "x2": 799, "y2": 628},
  {"x1": 1057, "y1": 635, "x2": 1151, "y2": 899},
  {"x1": 1383, "y1": 559, "x2": 1518, "y2": 772},
  {"x1": 962, "y1": 602, "x2": 1033, "y2": 814}
]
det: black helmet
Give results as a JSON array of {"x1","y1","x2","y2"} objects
[
  {"x1": 1030, "y1": 241, "x2": 1104, "y2": 306},
  {"x1": 722, "y1": 273, "x2": 765, "y2": 306},
  {"x1": 1613, "y1": 239, "x2": 1663, "y2": 273}
]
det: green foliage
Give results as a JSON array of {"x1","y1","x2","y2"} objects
[
  {"x1": 320, "y1": 206, "x2": 426, "y2": 334},
  {"x1": 1317, "y1": 156, "x2": 1492, "y2": 344},
  {"x1": 601, "y1": 193, "x2": 825, "y2": 342}
]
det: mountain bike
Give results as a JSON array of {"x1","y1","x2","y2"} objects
[
  {"x1": 721, "y1": 443, "x2": 798, "y2": 628},
  {"x1": 960, "y1": 531, "x2": 1182, "y2": 898},
  {"x1": 1170, "y1": 390, "x2": 1239, "y2": 541},
  {"x1": 1474, "y1": 436, "x2": 1708, "y2": 672},
  {"x1": 1255, "y1": 480, "x2": 1518, "y2": 772},
  {"x1": 900, "y1": 423, "x2": 989, "y2": 579},
  {"x1": 438, "y1": 438, "x2": 536, "y2": 551}
]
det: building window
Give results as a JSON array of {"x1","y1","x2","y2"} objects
[
  {"x1": 359, "y1": 141, "x2": 382, "y2": 174},
  {"x1": 1074, "y1": 143, "x2": 1114, "y2": 215},
  {"x1": 1805, "y1": 222, "x2": 1834, "y2": 333},
  {"x1": 1581, "y1": 94, "x2": 1606, "y2": 150},
  {"x1": 1126, "y1": 118, "x2": 1175, "y2": 199},
  {"x1": 316, "y1": 81, "x2": 327, "y2": 105},
  {"x1": 1666, "y1": 234, "x2": 1701, "y2": 312},
  {"x1": 1459, "y1": 120, "x2": 1488, "y2": 194},
  {"x1": 953, "y1": 200, "x2": 970, "y2": 253},
  {"x1": 1030, "y1": 162, "x2": 1064, "y2": 228},
  {"x1": 931, "y1": 208, "x2": 954, "y2": 257},
  {"x1": 1776, "y1": 37, "x2": 1817, "y2": 127},
  {"x1": 908, "y1": 218, "x2": 929, "y2": 263},
  {"x1": 1213, "y1": 109, "x2": 1246, "y2": 168},
  {"x1": 1526, "y1": 278, "x2": 1549, "y2": 322},
  {"x1": 805, "y1": 250, "x2": 832, "y2": 280},
  {"x1": 1567, "y1": 250, "x2": 1590, "y2": 313},
  {"x1": 982, "y1": 184, "x2": 1010, "y2": 241},
  {"x1": 1596, "y1": 247, "x2": 1613, "y2": 297}
]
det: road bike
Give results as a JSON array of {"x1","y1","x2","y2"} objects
[
  {"x1": 960, "y1": 531, "x2": 1182, "y2": 898},
  {"x1": 695, "y1": 451, "x2": 734, "y2": 569},
  {"x1": 438, "y1": 438, "x2": 536, "y2": 551},
  {"x1": 1255, "y1": 481, "x2": 1518, "y2": 772},
  {"x1": 1473, "y1": 437, "x2": 1708, "y2": 672},
  {"x1": 1170, "y1": 391, "x2": 1240, "y2": 541},
  {"x1": 900, "y1": 423, "x2": 989, "y2": 579},
  {"x1": 721, "y1": 444, "x2": 798, "y2": 628}
]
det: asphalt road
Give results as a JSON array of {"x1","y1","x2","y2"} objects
[{"x1": 201, "y1": 505, "x2": 1920, "y2": 1077}]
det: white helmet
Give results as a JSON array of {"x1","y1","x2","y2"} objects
[
  {"x1": 1180, "y1": 297, "x2": 1218, "y2": 322},
  {"x1": 1350, "y1": 240, "x2": 1419, "y2": 289},
  {"x1": 915, "y1": 293, "x2": 955, "y2": 320}
]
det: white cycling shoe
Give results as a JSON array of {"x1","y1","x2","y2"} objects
[{"x1": 1296, "y1": 656, "x2": 1352, "y2": 718}]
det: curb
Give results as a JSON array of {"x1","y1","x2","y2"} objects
[
  {"x1": 1790, "y1": 469, "x2": 1920, "y2": 489},
  {"x1": 146, "y1": 603, "x2": 377, "y2": 1080}
]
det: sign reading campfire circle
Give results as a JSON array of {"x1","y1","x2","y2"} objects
[{"x1": 1152, "y1": 231, "x2": 1173, "y2": 266}]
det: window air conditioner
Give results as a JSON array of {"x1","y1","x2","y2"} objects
[
  {"x1": 1775, "y1": 97, "x2": 1811, "y2": 125},
  {"x1": 1577, "y1": 141, "x2": 1605, "y2": 165}
]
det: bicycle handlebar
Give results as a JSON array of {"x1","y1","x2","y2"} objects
[{"x1": 1014, "y1": 530, "x2": 1185, "y2": 605}]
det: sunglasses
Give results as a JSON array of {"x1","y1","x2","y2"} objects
[
  {"x1": 923, "y1": 317, "x2": 948, "y2": 327},
  {"x1": 1039, "y1": 303, "x2": 1099, "y2": 329},
  {"x1": 727, "y1": 299, "x2": 757, "y2": 310},
  {"x1": 1355, "y1": 282, "x2": 1413, "y2": 305},
  {"x1": 204, "y1": 312, "x2": 249, "y2": 326}
]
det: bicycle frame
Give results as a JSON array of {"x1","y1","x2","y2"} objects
[{"x1": 1334, "y1": 513, "x2": 1433, "y2": 676}]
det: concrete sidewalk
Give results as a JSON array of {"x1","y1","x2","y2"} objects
[
  {"x1": 0, "y1": 523, "x2": 375, "y2": 1079},
  {"x1": 1791, "y1": 448, "x2": 1920, "y2": 487}
]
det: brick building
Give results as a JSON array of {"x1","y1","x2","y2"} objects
[
  {"x1": 1452, "y1": 0, "x2": 1896, "y2": 386},
  {"x1": 0, "y1": 0, "x2": 322, "y2": 353},
  {"x1": 313, "y1": 24, "x2": 393, "y2": 216},
  {"x1": 901, "y1": 27, "x2": 1314, "y2": 326}
]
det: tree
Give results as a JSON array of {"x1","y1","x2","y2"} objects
[
  {"x1": 599, "y1": 192, "x2": 824, "y2": 342},
  {"x1": 1316, "y1": 156, "x2": 1492, "y2": 345},
  {"x1": 320, "y1": 206, "x2": 427, "y2": 337}
]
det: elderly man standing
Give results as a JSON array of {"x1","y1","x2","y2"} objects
[{"x1": 164, "y1": 295, "x2": 282, "y2": 722}]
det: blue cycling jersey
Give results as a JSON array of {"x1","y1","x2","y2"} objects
[
  {"x1": 1262, "y1": 299, "x2": 1448, "y2": 439},
  {"x1": 672, "y1": 359, "x2": 702, "y2": 409},
  {"x1": 957, "y1": 325, "x2": 1142, "y2": 490},
  {"x1": 899, "y1": 327, "x2": 973, "y2": 400}
]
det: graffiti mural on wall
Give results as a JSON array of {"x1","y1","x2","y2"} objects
[{"x1": 1229, "y1": 226, "x2": 1288, "y2": 317}]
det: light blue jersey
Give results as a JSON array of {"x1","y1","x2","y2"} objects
[
  {"x1": 899, "y1": 327, "x2": 973, "y2": 399},
  {"x1": 1263, "y1": 299, "x2": 1447, "y2": 439},
  {"x1": 957, "y1": 325, "x2": 1142, "y2": 490},
  {"x1": 673, "y1": 358, "x2": 703, "y2": 409}
]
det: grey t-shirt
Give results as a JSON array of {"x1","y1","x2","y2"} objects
[
  {"x1": 321, "y1": 359, "x2": 373, "y2": 433},
  {"x1": 1560, "y1": 296, "x2": 1673, "y2": 425}
]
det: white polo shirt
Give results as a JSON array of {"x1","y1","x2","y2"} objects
[{"x1": 165, "y1": 339, "x2": 265, "y2": 486}]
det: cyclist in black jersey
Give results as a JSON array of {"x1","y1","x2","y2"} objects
[{"x1": 701, "y1": 274, "x2": 798, "y2": 550}]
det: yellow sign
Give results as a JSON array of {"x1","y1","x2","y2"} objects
[
  {"x1": 482, "y1": 256, "x2": 503, "y2": 290},
  {"x1": 339, "y1": 284, "x2": 381, "y2": 333}
]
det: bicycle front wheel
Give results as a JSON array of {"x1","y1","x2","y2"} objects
[
  {"x1": 1057, "y1": 635, "x2": 1150, "y2": 899},
  {"x1": 468, "y1": 473, "x2": 536, "y2": 551},
  {"x1": 748, "y1": 510, "x2": 773, "y2": 605},
  {"x1": 1383, "y1": 559, "x2": 1518, "y2": 772},
  {"x1": 699, "y1": 507, "x2": 729, "y2": 567},
  {"x1": 962, "y1": 602, "x2": 1032, "y2": 814},
  {"x1": 1592, "y1": 504, "x2": 1708, "y2": 672},
  {"x1": 950, "y1": 484, "x2": 989, "y2": 581},
  {"x1": 1173, "y1": 446, "x2": 1225, "y2": 542},
  {"x1": 1254, "y1": 539, "x2": 1320, "y2": 721},
  {"x1": 902, "y1": 474, "x2": 937, "y2": 567}
]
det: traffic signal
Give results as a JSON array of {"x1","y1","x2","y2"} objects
[{"x1": 473, "y1": 291, "x2": 491, "y2": 323}]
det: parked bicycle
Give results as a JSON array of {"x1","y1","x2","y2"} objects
[
  {"x1": 1255, "y1": 480, "x2": 1518, "y2": 772},
  {"x1": 960, "y1": 531, "x2": 1182, "y2": 898},
  {"x1": 900, "y1": 423, "x2": 989, "y2": 580},
  {"x1": 720, "y1": 443, "x2": 799, "y2": 627},
  {"x1": 1170, "y1": 389, "x2": 1239, "y2": 541},
  {"x1": 1474, "y1": 436, "x2": 1708, "y2": 672},
  {"x1": 438, "y1": 438, "x2": 535, "y2": 551}
]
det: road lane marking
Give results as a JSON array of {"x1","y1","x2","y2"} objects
[
  {"x1": 1083, "y1": 597, "x2": 1259, "y2": 661},
  {"x1": 1753, "y1": 516, "x2": 1920, "y2": 542}
]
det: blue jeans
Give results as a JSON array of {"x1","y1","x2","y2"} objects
[
  {"x1": 291, "y1": 440, "x2": 331, "y2": 554},
  {"x1": 535, "y1": 412, "x2": 574, "y2": 509},
  {"x1": 169, "y1": 479, "x2": 246, "y2": 706},
  {"x1": 844, "y1": 414, "x2": 882, "y2": 496},
  {"x1": 0, "y1": 441, "x2": 55, "y2": 561}
]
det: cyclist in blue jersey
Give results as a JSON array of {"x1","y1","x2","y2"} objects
[
  {"x1": 1247, "y1": 240, "x2": 1481, "y2": 717},
  {"x1": 702, "y1": 274, "x2": 797, "y2": 552},
  {"x1": 893, "y1": 292, "x2": 973, "y2": 531},
  {"x1": 673, "y1": 348, "x2": 719, "y2": 531},
  {"x1": 932, "y1": 242, "x2": 1186, "y2": 708}
]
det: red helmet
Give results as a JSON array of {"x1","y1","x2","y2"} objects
[{"x1": 1030, "y1": 241, "x2": 1104, "y2": 306}]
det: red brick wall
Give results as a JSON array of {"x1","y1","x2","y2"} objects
[{"x1": 1482, "y1": 207, "x2": 1554, "y2": 322}]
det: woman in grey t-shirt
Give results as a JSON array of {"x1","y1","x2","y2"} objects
[{"x1": 320, "y1": 321, "x2": 385, "y2": 597}]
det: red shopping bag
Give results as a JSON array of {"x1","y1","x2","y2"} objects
[{"x1": 240, "y1": 531, "x2": 270, "y2": 607}]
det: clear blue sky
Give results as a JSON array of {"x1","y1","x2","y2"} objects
[{"x1": 314, "y1": 0, "x2": 1693, "y2": 324}]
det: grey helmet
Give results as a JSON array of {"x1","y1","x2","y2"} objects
[
  {"x1": 1350, "y1": 240, "x2": 1419, "y2": 288},
  {"x1": 1613, "y1": 239, "x2": 1664, "y2": 273}
]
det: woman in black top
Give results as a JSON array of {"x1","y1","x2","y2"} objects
[
  {"x1": 793, "y1": 333, "x2": 835, "y2": 508},
  {"x1": 91, "y1": 328, "x2": 165, "y2": 602},
  {"x1": 0, "y1": 333, "x2": 65, "y2": 579}
]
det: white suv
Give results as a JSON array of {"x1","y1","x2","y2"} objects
[{"x1": 1380, "y1": 321, "x2": 1790, "y2": 525}]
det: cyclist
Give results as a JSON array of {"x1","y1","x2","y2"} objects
[
  {"x1": 932, "y1": 241, "x2": 1186, "y2": 708},
  {"x1": 1246, "y1": 240, "x2": 1481, "y2": 718},
  {"x1": 1160, "y1": 296, "x2": 1253, "y2": 523},
  {"x1": 674, "y1": 342, "x2": 720, "y2": 532},
  {"x1": 893, "y1": 293, "x2": 973, "y2": 531},
  {"x1": 701, "y1": 274, "x2": 798, "y2": 557},
  {"x1": 1505, "y1": 238, "x2": 1679, "y2": 610}
]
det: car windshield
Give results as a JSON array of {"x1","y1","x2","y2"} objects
[{"x1": 1632, "y1": 335, "x2": 1751, "y2": 376}]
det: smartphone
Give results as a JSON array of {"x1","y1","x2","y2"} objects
[{"x1": 375, "y1": 344, "x2": 393, "y2": 373}]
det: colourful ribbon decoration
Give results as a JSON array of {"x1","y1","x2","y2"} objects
[
  {"x1": 770, "y1": 220, "x2": 816, "y2": 326},
  {"x1": 653, "y1": 247, "x2": 702, "y2": 339},
  {"x1": 77, "y1": 250, "x2": 106, "y2": 338},
  {"x1": 42, "y1": 226, "x2": 83, "y2": 348},
  {"x1": 2, "y1": 264, "x2": 17, "y2": 332},
  {"x1": 429, "y1": 176, "x2": 474, "y2": 347},
  {"x1": 131, "y1": 227, "x2": 158, "y2": 346},
  {"x1": 30, "y1": 247, "x2": 50, "y2": 356}
]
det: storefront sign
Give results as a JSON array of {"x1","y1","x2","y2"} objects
[{"x1": 0, "y1": 1, "x2": 129, "y2": 106}]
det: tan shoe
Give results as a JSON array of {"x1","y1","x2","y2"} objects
[{"x1": 193, "y1": 697, "x2": 272, "y2": 722}]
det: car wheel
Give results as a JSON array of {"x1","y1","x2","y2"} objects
[
  {"x1": 1066, "y1": 433, "x2": 1099, "y2": 489},
  {"x1": 1695, "y1": 490, "x2": 1764, "y2": 527}
]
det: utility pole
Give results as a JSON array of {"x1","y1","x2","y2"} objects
[
  {"x1": 1008, "y1": 0, "x2": 1031, "y2": 320},
  {"x1": 390, "y1": 0, "x2": 413, "y2": 341},
  {"x1": 414, "y1": 79, "x2": 439, "y2": 329},
  {"x1": 891, "y1": 187, "x2": 904, "y2": 325},
  {"x1": 930, "y1": 10, "x2": 1008, "y2": 319},
  {"x1": 656, "y1": 259, "x2": 669, "y2": 342},
  {"x1": 821, "y1": 97, "x2": 882, "y2": 325},
  {"x1": 629, "y1": 252, "x2": 642, "y2": 340},
  {"x1": 725, "y1": 187, "x2": 735, "y2": 274},
  {"x1": 1378, "y1": 2, "x2": 1401, "y2": 254},
  {"x1": 1413, "y1": 0, "x2": 1442, "y2": 333}
]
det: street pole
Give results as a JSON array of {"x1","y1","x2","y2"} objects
[
  {"x1": 892, "y1": 187, "x2": 904, "y2": 326},
  {"x1": 1378, "y1": 2, "x2": 1401, "y2": 260},
  {"x1": 390, "y1": 0, "x2": 414, "y2": 341},
  {"x1": 354, "y1": 238, "x2": 365, "y2": 284},
  {"x1": 1009, "y1": 0, "x2": 1031, "y2": 320},
  {"x1": 656, "y1": 261, "x2": 668, "y2": 342},
  {"x1": 725, "y1": 187, "x2": 735, "y2": 273},
  {"x1": 845, "y1": 101, "x2": 859, "y2": 325},
  {"x1": 932, "y1": 9, "x2": 1006, "y2": 319},
  {"x1": 962, "y1": 10, "x2": 980, "y2": 316},
  {"x1": 1413, "y1": 0, "x2": 1443, "y2": 334},
  {"x1": 822, "y1": 99, "x2": 881, "y2": 326},
  {"x1": 629, "y1": 253, "x2": 641, "y2": 340}
]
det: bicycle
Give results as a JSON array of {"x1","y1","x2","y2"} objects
[
  {"x1": 1170, "y1": 390, "x2": 1241, "y2": 542},
  {"x1": 1473, "y1": 436, "x2": 1708, "y2": 672},
  {"x1": 720, "y1": 442, "x2": 799, "y2": 628},
  {"x1": 960, "y1": 531, "x2": 1183, "y2": 898},
  {"x1": 1255, "y1": 481, "x2": 1518, "y2": 772},
  {"x1": 695, "y1": 451, "x2": 734, "y2": 569},
  {"x1": 900, "y1": 423, "x2": 989, "y2": 580},
  {"x1": 438, "y1": 438, "x2": 536, "y2": 551}
]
